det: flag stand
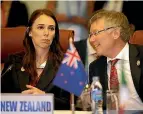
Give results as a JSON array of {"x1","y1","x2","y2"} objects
[{"x1": 70, "y1": 93, "x2": 75, "y2": 114}]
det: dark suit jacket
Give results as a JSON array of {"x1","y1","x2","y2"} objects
[
  {"x1": 6, "y1": 1, "x2": 28, "y2": 27},
  {"x1": 1, "y1": 52, "x2": 70, "y2": 110},
  {"x1": 89, "y1": 44, "x2": 143, "y2": 110},
  {"x1": 74, "y1": 39, "x2": 87, "y2": 66}
]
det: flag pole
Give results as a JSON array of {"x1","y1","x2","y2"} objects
[
  {"x1": 69, "y1": 38, "x2": 75, "y2": 114},
  {"x1": 69, "y1": 37, "x2": 75, "y2": 114},
  {"x1": 70, "y1": 93, "x2": 75, "y2": 114}
]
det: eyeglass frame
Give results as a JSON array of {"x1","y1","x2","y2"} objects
[{"x1": 89, "y1": 26, "x2": 118, "y2": 38}]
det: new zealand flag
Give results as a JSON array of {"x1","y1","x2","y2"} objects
[{"x1": 53, "y1": 39, "x2": 88, "y2": 96}]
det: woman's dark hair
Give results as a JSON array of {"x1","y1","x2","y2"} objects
[{"x1": 23, "y1": 9, "x2": 63, "y2": 84}]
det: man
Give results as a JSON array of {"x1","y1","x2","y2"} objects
[{"x1": 89, "y1": 10, "x2": 143, "y2": 111}]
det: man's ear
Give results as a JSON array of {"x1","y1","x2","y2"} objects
[{"x1": 113, "y1": 28, "x2": 120, "y2": 39}]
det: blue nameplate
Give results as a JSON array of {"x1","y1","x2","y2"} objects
[{"x1": 0, "y1": 93, "x2": 54, "y2": 114}]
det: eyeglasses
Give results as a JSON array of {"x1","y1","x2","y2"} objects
[{"x1": 89, "y1": 27, "x2": 117, "y2": 38}]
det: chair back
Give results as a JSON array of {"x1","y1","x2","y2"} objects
[
  {"x1": 1, "y1": 27, "x2": 26, "y2": 62},
  {"x1": 1, "y1": 27, "x2": 74, "y2": 63},
  {"x1": 129, "y1": 30, "x2": 143, "y2": 45}
]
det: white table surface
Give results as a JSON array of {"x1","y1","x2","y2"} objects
[{"x1": 54, "y1": 110, "x2": 92, "y2": 114}]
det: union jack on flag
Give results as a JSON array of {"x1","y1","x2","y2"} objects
[
  {"x1": 53, "y1": 40, "x2": 88, "y2": 96},
  {"x1": 62, "y1": 42, "x2": 80, "y2": 69}
]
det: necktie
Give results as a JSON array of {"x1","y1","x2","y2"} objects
[
  {"x1": 110, "y1": 59, "x2": 119, "y2": 90},
  {"x1": 108, "y1": 59, "x2": 119, "y2": 110}
]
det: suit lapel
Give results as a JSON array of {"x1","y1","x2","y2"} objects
[
  {"x1": 81, "y1": 40, "x2": 87, "y2": 66},
  {"x1": 18, "y1": 59, "x2": 56, "y2": 92},
  {"x1": 75, "y1": 39, "x2": 87, "y2": 65},
  {"x1": 129, "y1": 44, "x2": 141, "y2": 94},
  {"x1": 97, "y1": 57, "x2": 108, "y2": 91},
  {"x1": 17, "y1": 68, "x2": 29, "y2": 91},
  {"x1": 14, "y1": 54, "x2": 29, "y2": 91},
  {"x1": 96, "y1": 56, "x2": 108, "y2": 109},
  {"x1": 36, "y1": 59, "x2": 55, "y2": 91}
]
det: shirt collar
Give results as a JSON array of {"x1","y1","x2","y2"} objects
[
  {"x1": 107, "y1": 43, "x2": 129, "y2": 63},
  {"x1": 87, "y1": 38, "x2": 96, "y2": 55},
  {"x1": 38, "y1": 61, "x2": 47, "y2": 68}
]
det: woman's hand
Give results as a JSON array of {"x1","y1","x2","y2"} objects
[{"x1": 22, "y1": 85, "x2": 45, "y2": 95}]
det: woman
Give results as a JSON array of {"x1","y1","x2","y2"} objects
[{"x1": 1, "y1": 9, "x2": 70, "y2": 110}]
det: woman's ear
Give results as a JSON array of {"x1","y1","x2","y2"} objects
[
  {"x1": 27, "y1": 27, "x2": 32, "y2": 37},
  {"x1": 29, "y1": 31, "x2": 32, "y2": 37}
]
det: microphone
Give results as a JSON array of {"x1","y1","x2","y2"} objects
[{"x1": 1, "y1": 64, "x2": 14, "y2": 78}]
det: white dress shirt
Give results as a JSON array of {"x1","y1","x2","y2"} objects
[
  {"x1": 38, "y1": 61, "x2": 46, "y2": 69},
  {"x1": 107, "y1": 43, "x2": 143, "y2": 110}
]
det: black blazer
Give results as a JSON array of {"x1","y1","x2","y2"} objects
[
  {"x1": 89, "y1": 44, "x2": 143, "y2": 109},
  {"x1": 74, "y1": 39, "x2": 87, "y2": 66},
  {"x1": 1, "y1": 52, "x2": 70, "y2": 110}
]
